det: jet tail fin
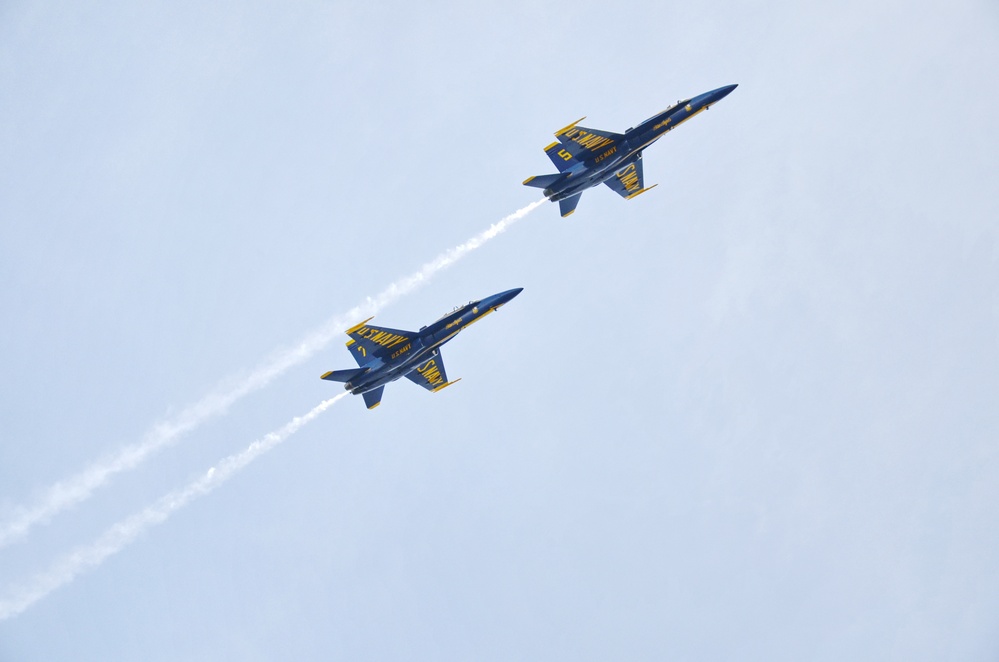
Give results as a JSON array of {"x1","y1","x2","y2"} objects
[
  {"x1": 559, "y1": 194, "x2": 582, "y2": 218},
  {"x1": 361, "y1": 386, "x2": 384, "y2": 410},
  {"x1": 522, "y1": 173, "x2": 562, "y2": 190},
  {"x1": 320, "y1": 367, "x2": 369, "y2": 383}
]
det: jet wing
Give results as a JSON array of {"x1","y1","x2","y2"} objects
[
  {"x1": 345, "y1": 318, "x2": 414, "y2": 365},
  {"x1": 544, "y1": 141, "x2": 580, "y2": 172},
  {"x1": 554, "y1": 119, "x2": 625, "y2": 163},
  {"x1": 603, "y1": 158, "x2": 657, "y2": 200},
  {"x1": 405, "y1": 354, "x2": 459, "y2": 393}
]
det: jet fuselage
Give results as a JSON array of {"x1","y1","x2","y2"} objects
[
  {"x1": 334, "y1": 288, "x2": 523, "y2": 396},
  {"x1": 524, "y1": 84, "x2": 737, "y2": 216},
  {"x1": 543, "y1": 84, "x2": 737, "y2": 202}
]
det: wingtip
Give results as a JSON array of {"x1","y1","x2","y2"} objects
[
  {"x1": 523, "y1": 175, "x2": 536, "y2": 185},
  {"x1": 432, "y1": 378, "x2": 462, "y2": 393},
  {"x1": 345, "y1": 316, "x2": 374, "y2": 334},
  {"x1": 554, "y1": 116, "x2": 586, "y2": 136},
  {"x1": 320, "y1": 371, "x2": 333, "y2": 380},
  {"x1": 625, "y1": 184, "x2": 658, "y2": 200}
]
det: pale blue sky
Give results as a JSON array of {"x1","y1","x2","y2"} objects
[{"x1": 2, "y1": 1, "x2": 998, "y2": 659}]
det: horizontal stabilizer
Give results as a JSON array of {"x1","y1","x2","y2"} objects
[
  {"x1": 523, "y1": 173, "x2": 562, "y2": 189},
  {"x1": 559, "y1": 194, "x2": 582, "y2": 218},
  {"x1": 320, "y1": 367, "x2": 368, "y2": 383}
]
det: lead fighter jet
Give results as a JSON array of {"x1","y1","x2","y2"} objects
[
  {"x1": 321, "y1": 288, "x2": 523, "y2": 409},
  {"x1": 524, "y1": 84, "x2": 737, "y2": 217}
]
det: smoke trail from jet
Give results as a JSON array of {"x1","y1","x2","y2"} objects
[
  {"x1": 0, "y1": 392, "x2": 348, "y2": 621},
  {"x1": 0, "y1": 198, "x2": 545, "y2": 549}
]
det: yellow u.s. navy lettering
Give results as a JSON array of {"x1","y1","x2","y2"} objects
[
  {"x1": 593, "y1": 146, "x2": 617, "y2": 164},
  {"x1": 322, "y1": 288, "x2": 525, "y2": 409},
  {"x1": 616, "y1": 164, "x2": 640, "y2": 191},
  {"x1": 523, "y1": 84, "x2": 737, "y2": 217},
  {"x1": 562, "y1": 128, "x2": 614, "y2": 152},
  {"x1": 355, "y1": 327, "x2": 409, "y2": 348},
  {"x1": 417, "y1": 359, "x2": 445, "y2": 385}
]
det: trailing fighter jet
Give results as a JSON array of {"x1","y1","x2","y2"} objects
[
  {"x1": 523, "y1": 84, "x2": 737, "y2": 217},
  {"x1": 320, "y1": 288, "x2": 523, "y2": 409}
]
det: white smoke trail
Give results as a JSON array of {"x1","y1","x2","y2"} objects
[
  {"x1": 0, "y1": 393, "x2": 348, "y2": 621},
  {"x1": 0, "y1": 198, "x2": 545, "y2": 549}
]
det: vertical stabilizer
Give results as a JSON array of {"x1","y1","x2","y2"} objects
[
  {"x1": 558, "y1": 194, "x2": 582, "y2": 218},
  {"x1": 361, "y1": 387, "x2": 385, "y2": 410}
]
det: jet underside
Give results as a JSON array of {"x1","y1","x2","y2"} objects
[
  {"x1": 524, "y1": 84, "x2": 737, "y2": 217},
  {"x1": 321, "y1": 288, "x2": 523, "y2": 409}
]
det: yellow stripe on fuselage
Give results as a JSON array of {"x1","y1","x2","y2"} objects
[
  {"x1": 460, "y1": 308, "x2": 495, "y2": 329},
  {"x1": 671, "y1": 106, "x2": 707, "y2": 129}
]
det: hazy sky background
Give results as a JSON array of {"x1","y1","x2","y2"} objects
[{"x1": 2, "y1": 1, "x2": 997, "y2": 659}]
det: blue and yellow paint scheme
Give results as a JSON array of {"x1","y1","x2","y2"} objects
[
  {"x1": 320, "y1": 288, "x2": 523, "y2": 409},
  {"x1": 523, "y1": 84, "x2": 737, "y2": 217}
]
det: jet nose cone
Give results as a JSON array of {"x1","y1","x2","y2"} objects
[
  {"x1": 498, "y1": 287, "x2": 523, "y2": 304},
  {"x1": 696, "y1": 84, "x2": 737, "y2": 109},
  {"x1": 717, "y1": 83, "x2": 738, "y2": 98},
  {"x1": 487, "y1": 287, "x2": 523, "y2": 308}
]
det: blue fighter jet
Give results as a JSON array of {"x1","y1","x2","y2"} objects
[
  {"x1": 524, "y1": 84, "x2": 737, "y2": 217},
  {"x1": 321, "y1": 288, "x2": 523, "y2": 409}
]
